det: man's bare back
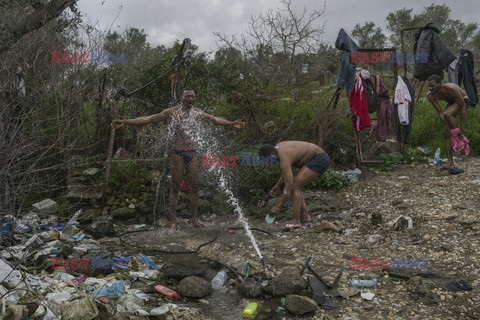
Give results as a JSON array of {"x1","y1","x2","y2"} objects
[{"x1": 276, "y1": 141, "x2": 324, "y2": 168}]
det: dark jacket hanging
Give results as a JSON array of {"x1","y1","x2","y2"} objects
[
  {"x1": 413, "y1": 23, "x2": 455, "y2": 81},
  {"x1": 376, "y1": 77, "x2": 393, "y2": 142},
  {"x1": 392, "y1": 77, "x2": 415, "y2": 144},
  {"x1": 335, "y1": 28, "x2": 358, "y2": 92},
  {"x1": 457, "y1": 49, "x2": 479, "y2": 107}
]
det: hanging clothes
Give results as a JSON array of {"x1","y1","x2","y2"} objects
[
  {"x1": 394, "y1": 76, "x2": 412, "y2": 125},
  {"x1": 457, "y1": 49, "x2": 478, "y2": 107},
  {"x1": 376, "y1": 77, "x2": 393, "y2": 142},
  {"x1": 392, "y1": 77, "x2": 415, "y2": 144},
  {"x1": 413, "y1": 23, "x2": 455, "y2": 81},
  {"x1": 447, "y1": 53, "x2": 461, "y2": 84},
  {"x1": 335, "y1": 28, "x2": 358, "y2": 92},
  {"x1": 349, "y1": 74, "x2": 371, "y2": 131}
]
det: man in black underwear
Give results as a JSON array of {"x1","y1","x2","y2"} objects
[
  {"x1": 259, "y1": 141, "x2": 330, "y2": 229},
  {"x1": 111, "y1": 88, "x2": 245, "y2": 230},
  {"x1": 427, "y1": 74, "x2": 468, "y2": 174}
]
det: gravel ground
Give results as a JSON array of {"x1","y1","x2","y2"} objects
[{"x1": 181, "y1": 156, "x2": 480, "y2": 320}]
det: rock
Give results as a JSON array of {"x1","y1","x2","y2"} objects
[
  {"x1": 267, "y1": 268, "x2": 307, "y2": 296},
  {"x1": 337, "y1": 288, "x2": 360, "y2": 298},
  {"x1": 285, "y1": 294, "x2": 318, "y2": 315},
  {"x1": 114, "y1": 147, "x2": 133, "y2": 159},
  {"x1": 366, "y1": 234, "x2": 383, "y2": 244},
  {"x1": 111, "y1": 207, "x2": 136, "y2": 221},
  {"x1": 160, "y1": 261, "x2": 209, "y2": 279},
  {"x1": 371, "y1": 212, "x2": 382, "y2": 225},
  {"x1": 89, "y1": 216, "x2": 115, "y2": 238},
  {"x1": 32, "y1": 198, "x2": 58, "y2": 215},
  {"x1": 178, "y1": 276, "x2": 211, "y2": 298},
  {"x1": 78, "y1": 208, "x2": 102, "y2": 225},
  {"x1": 314, "y1": 221, "x2": 339, "y2": 232},
  {"x1": 237, "y1": 278, "x2": 263, "y2": 298}
]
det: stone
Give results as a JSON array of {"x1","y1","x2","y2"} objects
[
  {"x1": 178, "y1": 276, "x2": 211, "y2": 298},
  {"x1": 237, "y1": 278, "x2": 263, "y2": 298},
  {"x1": 285, "y1": 294, "x2": 318, "y2": 315},
  {"x1": 111, "y1": 207, "x2": 136, "y2": 221},
  {"x1": 267, "y1": 268, "x2": 307, "y2": 296},
  {"x1": 314, "y1": 221, "x2": 339, "y2": 233},
  {"x1": 32, "y1": 199, "x2": 58, "y2": 215},
  {"x1": 89, "y1": 216, "x2": 115, "y2": 238}
]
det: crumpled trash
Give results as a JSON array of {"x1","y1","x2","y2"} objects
[
  {"x1": 129, "y1": 270, "x2": 159, "y2": 280},
  {"x1": 46, "y1": 291, "x2": 71, "y2": 302},
  {"x1": 48, "y1": 229, "x2": 61, "y2": 241},
  {"x1": 61, "y1": 296, "x2": 98, "y2": 320},
  {"x1": 1, "y1": 221, "x2": 14, "y2": 238},
  {"x1": 338, "y1": 168, "x2": 362, "y2": 183},
  {"x1": 112, "y1": 256, "x2": 130, "y2": 269},
  {"x1": 136, "y1": 255, "x2": 157, "y2": 270},
  {"x1": 73, "y1": 233, "x2": 87, "y2": 242},
  {"x1": 67, "y1": 209, "x2": 82, "y2": 226},
  {"x1": 361, "y1": 292, "x2": 375, "y2": 300},
  {"x1": 93, "y1": 280, "x2": 126, "y2": 299},
  {"x1": 388, "y1": 215, "x2": 413, "y2": 230}
]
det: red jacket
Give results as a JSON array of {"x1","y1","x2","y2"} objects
[{"x1": 350, "y1": 75, "x2": 371, "y2": 131}]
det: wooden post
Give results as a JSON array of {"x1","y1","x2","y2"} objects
[{"x1": 102, "y1": 99, "x2": 119, "y2": 195}]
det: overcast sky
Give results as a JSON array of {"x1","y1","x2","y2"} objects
[{"x1": 77, "y1": 0, "x2": 479, "y2": 54}]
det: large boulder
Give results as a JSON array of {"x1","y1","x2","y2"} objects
[
  {"x1": 285, "y1": 294, "x2": 319, "y2": 315},
  {"x1": 266, "y1": 268, "x2": 307, "y2": 296},
  {"x1": 178, "y1": 276, "x2": 211, "y2": 298}
]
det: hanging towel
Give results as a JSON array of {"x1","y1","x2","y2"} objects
[{"x1": 394, "y1": 76, "x2": 412, "y2": 125}]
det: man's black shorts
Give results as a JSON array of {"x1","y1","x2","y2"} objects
[{"x1": 304, "y1": 152, "x2": 330, "y2": 175}]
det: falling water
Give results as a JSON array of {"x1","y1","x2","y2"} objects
[{"x1": 169, "y1": 109, "x2": 264, "y2": 263}]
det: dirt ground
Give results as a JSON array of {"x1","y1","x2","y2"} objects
[{"x1": 122, "y1": 156, "x2": 479, "y2": 320}]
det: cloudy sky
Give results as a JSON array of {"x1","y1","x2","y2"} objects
[{"x1": 77, "y1": 0, "x2": 479, "y2": 54}]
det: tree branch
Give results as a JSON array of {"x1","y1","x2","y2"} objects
[{"x1": 0, "y1": 0, "x2": 77, "y2": 55}]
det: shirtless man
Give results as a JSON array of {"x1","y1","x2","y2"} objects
[
  {"x1": 259, "y1": 141, "x2": 330, "y2": 229},
  {"x1": 111, "y1": 88, "x2": 245, "y2": 230},
  {"x1": 427, "y1": 74, "x2": 468, "y2": 173}
]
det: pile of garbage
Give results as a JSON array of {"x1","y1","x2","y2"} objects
[{"x1": 1, "y1": 200, "x2": 341, "y2": 320}]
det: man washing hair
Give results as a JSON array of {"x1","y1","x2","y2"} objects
[{"x1": 259, "y1": 141, "x2": 330, "y2": 230}]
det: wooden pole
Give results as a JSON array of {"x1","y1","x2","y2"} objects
[{"x1": 102, "y1": 99, "x2": 119, "y2": 195}]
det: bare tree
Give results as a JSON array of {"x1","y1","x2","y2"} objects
[{"x1": 216, "y1": 0, "x2": 326, "y2": 100}]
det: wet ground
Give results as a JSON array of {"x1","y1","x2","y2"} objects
[{"x1": 114, "y1": 156, "x2": 479, "y2": 319}]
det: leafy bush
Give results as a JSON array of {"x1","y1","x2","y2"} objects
[
  {"x1": 109, "y1": 160, "x2": 149, "y2": 195},
  {"x1": 306, "y1": 169, "x2": 350, "y2": 190},
  {"x1": 380, "y1": 152, "x2": 403, "y2": 171}
]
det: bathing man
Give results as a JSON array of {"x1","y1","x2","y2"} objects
[{"x1": 111, "y1": 88, "x2": 245, "y2": 230}]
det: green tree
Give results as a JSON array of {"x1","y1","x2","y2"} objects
[{"x1": 352, "y1": 22, "x2": 387, "y2": 48}]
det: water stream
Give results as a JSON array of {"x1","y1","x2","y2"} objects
[{"x1": 170, "y1": 109, "x2": 264, "y2": 263}]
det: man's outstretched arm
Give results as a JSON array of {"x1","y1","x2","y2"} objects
[
  {"x1": 111, "y1": 110, "x2": 169, "y2": 129},
  {"x1": 201, "y1": 112, "x2": 245, "y2": 128}
]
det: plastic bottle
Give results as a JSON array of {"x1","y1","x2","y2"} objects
[
  {"x1": 154, "y1": 284, "x2": 180, "y2": 299},
  {"x1": 242, "y1": 302, "x2": 258, "y2": 318},
  {"x1": 434, "y1": 148, "x2": 441, "y2": 166},
  {"x1": 351, "y1": 279, "x2": 377, "y2": 288},
  {"x1": 211, "y1": 270, "x2": 228, "y2": 289}
]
